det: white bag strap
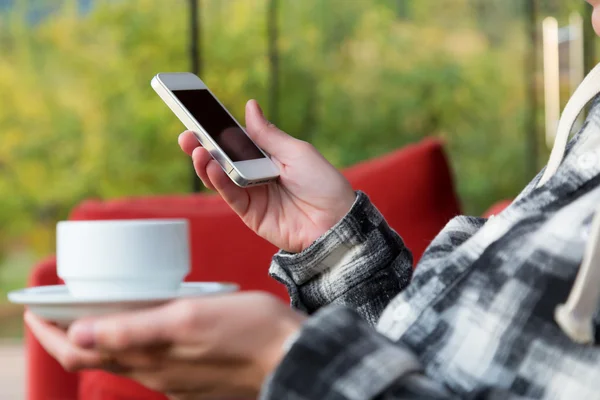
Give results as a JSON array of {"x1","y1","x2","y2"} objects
[
  {"x1": 537, "y1": 62, "x2": 600, "y2": 188},
  {"x1": 550, "y1": 63, "x2": 600, "y2": 344}
]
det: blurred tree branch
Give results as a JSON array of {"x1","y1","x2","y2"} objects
[
  {"x1": 525, "y1": 0, "x2": 539, "y2": 176},
  {"x1": 267, "y1": 0, "x2": 280, "y2": 125}
]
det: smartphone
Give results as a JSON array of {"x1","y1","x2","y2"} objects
[{"x1": 151, "y1": 72, "x2": 279, "y2": 187}]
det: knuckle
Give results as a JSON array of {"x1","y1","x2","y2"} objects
[
  {"x1": 106, "y1": 323, "x2": 131, "y2": 350},
  {"x1": 254, "y1": 122, "x2": 269, "y2": 136},
  {"x1": 175, "y1": 300, "x2": 199, "y2": 331},
  {"x1": 294, "y1": 140, "x2": 315, "y2": 153},
  {"x1": 60, "y1": 351, "x2": 82, "y2": 372}
]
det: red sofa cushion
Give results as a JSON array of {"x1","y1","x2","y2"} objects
[
  {"x1": 483, "y1": 199, "x2": 513, "y2": 218},
  {"x1": 27, "y1": 138, "x2": 462, "y2": 400},
  {"x1": 26, "y1": 256, "x2": 80, "y2": 400}
]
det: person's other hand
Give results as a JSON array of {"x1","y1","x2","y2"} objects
[
  {"x1": 178, "y1": 100, "x2": 356, "y2": 253},
  {"x1": 25, "y1": 292, "x2": 305, "y2": 399}
]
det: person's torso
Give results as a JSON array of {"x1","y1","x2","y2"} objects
[{"x1": 377, "y1": 99, "x2": 600, "y2": 399}]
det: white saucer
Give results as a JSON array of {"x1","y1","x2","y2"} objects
[{"x1": 8, "y1": 282, "x2": 239, "y2": 326}]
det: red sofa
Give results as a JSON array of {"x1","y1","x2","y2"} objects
[{"x1": 26, "y1": 138, "x2": 484, "y2": 400}]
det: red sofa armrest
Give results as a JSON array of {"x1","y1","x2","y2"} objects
[{"x1": 26, "y1": 256, "x2": 79, "y2": 400}]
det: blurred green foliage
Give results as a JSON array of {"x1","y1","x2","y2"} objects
[{"x1": 0, "y1": 0, "x2": 594, "y2": 266}]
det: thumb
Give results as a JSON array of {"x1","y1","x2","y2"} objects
[{"x1": 245, "y1": 99, "x2": 295, "y2": 156}]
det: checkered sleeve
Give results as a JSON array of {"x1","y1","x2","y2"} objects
[
  {"x1": 269, "y1": 191, "x2": 413, "y2": 324},
  {"x1": 259, "y1": 304, "x2": 458, "y2": 400}
]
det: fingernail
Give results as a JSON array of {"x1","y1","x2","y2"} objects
[
  {"x1": 70, "y1": 322, "x2": 95, "y2": 348},
  {"x1": 192, "y1": 146, "x2": 202, "y2": 158}
]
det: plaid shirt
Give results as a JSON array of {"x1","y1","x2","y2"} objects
[{"x1": 260, "y1": 100, "x2": 600, "y2": 400}]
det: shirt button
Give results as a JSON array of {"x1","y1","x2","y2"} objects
[
  {"x1": 577, "y1": 152, "x2": 598, "y2": 170},
  {"x1": 393, "y1": 303, "x2": 410, "y2": 321}
]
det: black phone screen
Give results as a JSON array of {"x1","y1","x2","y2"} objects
[{"x1": 172, "y1": 89, "x2": 265, "y2": 162}]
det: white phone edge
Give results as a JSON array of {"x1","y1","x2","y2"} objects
[{"x1": 151, "y1": 72, "x2": 279, "y2": 188}]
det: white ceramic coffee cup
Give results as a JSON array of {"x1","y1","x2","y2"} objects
[{"x1": 57, "y1": 219, "x2": 190, "y2": 298}]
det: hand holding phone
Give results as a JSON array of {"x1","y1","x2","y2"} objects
[
  {"x1": 164, "y1": 76, "x2": 356, "y2": 253},
  {"x1": 152, "y1": 72, "x2": 279, "y2": 187}
]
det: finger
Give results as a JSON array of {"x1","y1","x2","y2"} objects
[
  {"x1": 25, "y1": 311, "x2": 104, "y2": 372},
  {"x1": 68, "y1": 305, "x2": 177, "y2": 352},
  {"x1": 191, "y1": 146, "x2": 216, "y2": 190},
  {"x1": 119, "y1": 364, "x2": 202, "y2": 395},
  {"x1": 205, "y1": 159, "x2": 250, "y2": 216},
  {"x1": 116, "y1": 362, "x2": 257, "y2": 398},
  {"x1": 178, "y1": 131, "x2": 202, "y2": 156},
  {"x1": 108, "y1": 346, "x2": 170, "y2": 370},
  {"x1": 245, "y1": 99, "x2": 296, "y2": 157}
]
